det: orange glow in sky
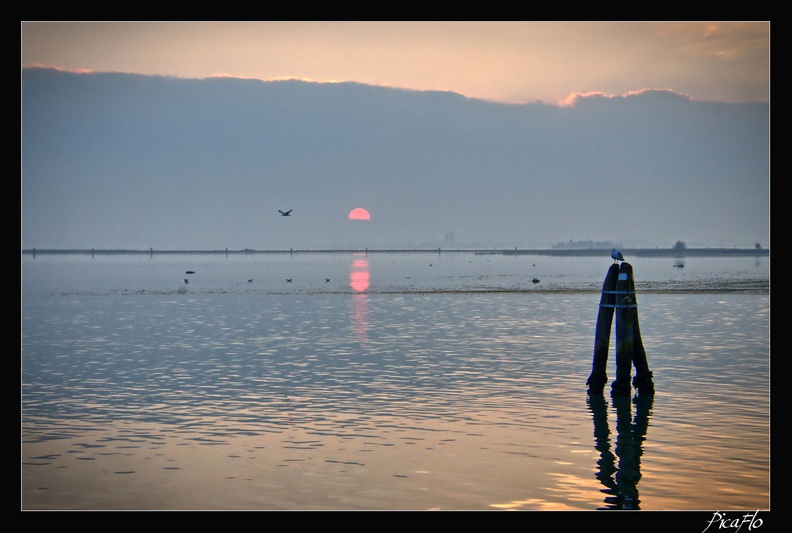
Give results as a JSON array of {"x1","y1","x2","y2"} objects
[
  {"x1": 349, "y1": 208, "x2": 370, "y2": 220},
  {"x1": 20, "y1": 21, "x2": 769, "y2": 106}
]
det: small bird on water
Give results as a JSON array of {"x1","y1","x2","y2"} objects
[{"x1": 611, "y1": 249, "x2": 625, "y2": 263}]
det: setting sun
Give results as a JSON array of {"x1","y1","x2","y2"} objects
[{"x1": 348, "y1": 208, "x2": 371, "y2": 220}]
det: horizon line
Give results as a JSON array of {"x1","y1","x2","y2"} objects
[{"x1": 21, "y1": 246, "x2": 769, "y2": 256}]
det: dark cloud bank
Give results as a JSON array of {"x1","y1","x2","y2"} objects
[{"x1": 21, "y1": 68, "x2": 769, "y2": 250}]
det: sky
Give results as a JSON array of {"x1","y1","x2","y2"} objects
[
  {"x1": 21, "y1": 21, "x2": 770, "y2": 107},
  {"x1": 20, "y1": 21, "x2": 771, "y2": 250}
]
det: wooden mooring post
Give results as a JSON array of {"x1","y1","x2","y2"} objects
[{"x1": 587, "y1": 261, "x2": 654, "y2": 396}]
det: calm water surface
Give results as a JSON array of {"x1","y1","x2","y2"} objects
[{"x1": 21, "y1": 252, "x2": 770, "y2": 510}]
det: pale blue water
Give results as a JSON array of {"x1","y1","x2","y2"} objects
[{"x1": 21, "y1": 252, "x2": 770, "y2": 510}]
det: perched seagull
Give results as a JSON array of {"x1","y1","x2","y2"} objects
[
  {"x1": 611, "y1": 249, "x2": 625, "y2": 263},
  {"x1": 279, "y1": 209, "x2": 292, "y2": 216}
]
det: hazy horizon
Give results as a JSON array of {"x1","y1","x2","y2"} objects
[
  {"x1": 21, "y1": 23, "x2": 770, "y2": 251},
  {"x1": 22, "y1": 68, "x2": 769, "y2": 251}
]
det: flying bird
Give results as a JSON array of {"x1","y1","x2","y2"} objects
[
  {"x1": 611, "y1": 249, "x2": 625, "y2": 263},
  {"x1": 279, "y1": 210, "x2": 292, "y2": 216}
]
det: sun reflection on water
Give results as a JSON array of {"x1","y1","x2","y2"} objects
[{"x1": 350, "y1": 257, "x2": 369, "y2": 293}]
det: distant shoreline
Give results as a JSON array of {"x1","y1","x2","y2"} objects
[{"x1": 21, "y1": 247, "x2": 769, "y2": 257}]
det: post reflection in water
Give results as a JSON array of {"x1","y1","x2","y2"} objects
[
  {"x1": 588, "y1": 393, "x2": 653, "y2": 510},
  {"x1": 350, "y1": 256, "x2": 369, "y2": 344}
]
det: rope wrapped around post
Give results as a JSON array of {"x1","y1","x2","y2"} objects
[
  {"x1": 586, "y1": 264, "x2": 619, "y2": 394},
  {"x1": 587, "y1": 261, "x2": 654, "y2": 396}
]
